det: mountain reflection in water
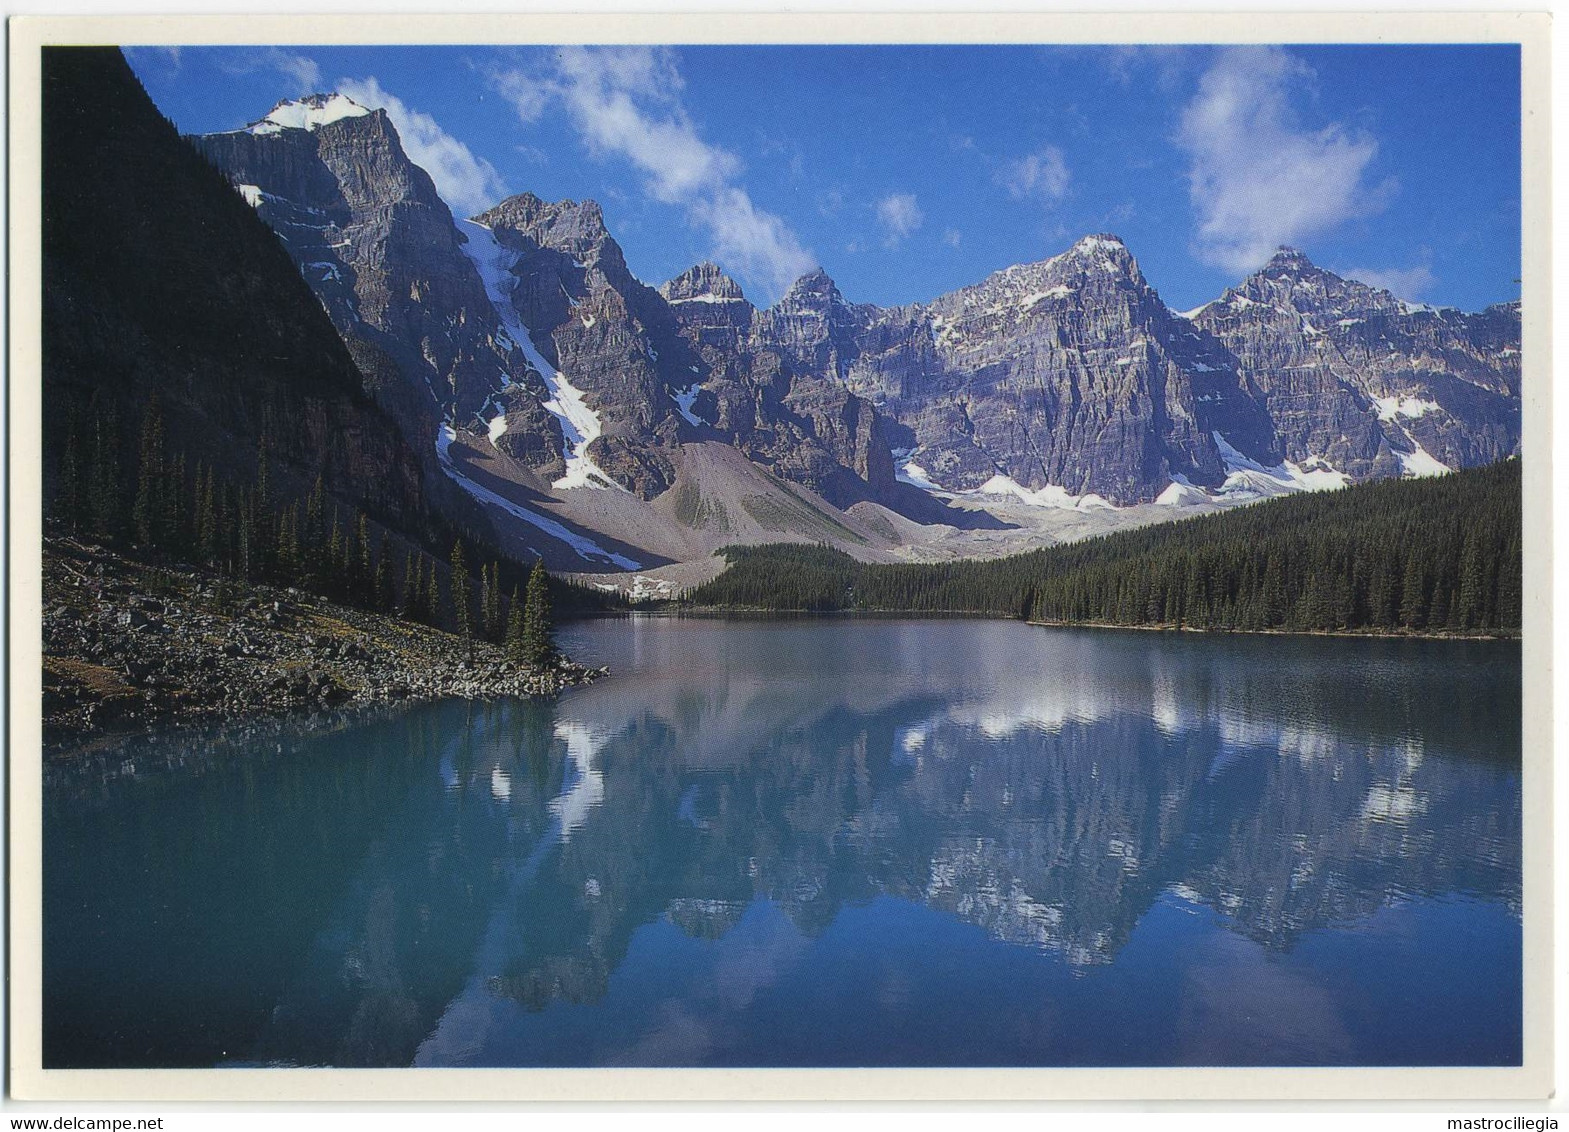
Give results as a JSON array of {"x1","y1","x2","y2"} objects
[{"x1": 45, "y1": 619, "x2": 1521, "y2": 1069}]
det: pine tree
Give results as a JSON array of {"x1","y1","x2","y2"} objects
[
  {"x1": 275, "y1": 502, "x2": 301, "y2": 585},
  {"x1": 304, "y1": 474, "x2": 325, "y2": 550},
  {"x1": 424, "y1": 555, "x2": 440, "y2": 624},
  {"x1": 485, "y1": 563, "x2": 505, "y2": 641},
  {"x1": 326, "y1": 515, "x2": 345, "y2": 600},
  {"x1": 505, "y1": 584, "x2": 525, "y2": 661},
  {"x1": 301, "y1": 474, "x2": 326, "y2": 587},
  {"x1": 249, "y1": 436, "x2": 272, "y2": 580},
  {"x1": 523, "y1": 558, "x2": 555, "y2": 667},
  {"x1": 132, "y1": 393, "x2": 166, "y2": 551},
  {"x1": 357, "y1": 514, "x2": 373, "y2": 604},
  {"x1": 88, "y1": 412, "x2": 122, "y2": 544},
  {"x1": 400, "y1": 551, "x2": 418, "y2": 620},
  {"x1": 1400, "y1": 551, "x2": 1428, "y2": 630},
  {"x1": 477, "y1": 562, "x2": 493, "y2": 643},
  {"x1": 197, "y1": 465, "x2": 219, "y2": 565},
  {"x1": 375, "y1": 533, "x2": 393, "y2": 612},
  {"x1": 450, "y1": 540, "x2": 473, "y2": 661},
  {"x1": 165, "y1": 453, "x2": 188, "y2": 559}
]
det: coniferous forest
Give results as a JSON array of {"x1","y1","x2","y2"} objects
[
  {"x1": 48, "y1": 392, "x2": 618, "y2": 642},
  {"x1": 685, "y1": 459, "x2": 1522, "y2": 636}
]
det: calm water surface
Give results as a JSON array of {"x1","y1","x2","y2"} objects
[{"x1": 44, "y1": 618, "x2": 1521, "y2": 1068}]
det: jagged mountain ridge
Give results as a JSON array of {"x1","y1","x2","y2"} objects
[
  {"x1": 189, "y1": 100, "x2": 565, "y2": 477},
  {"x1": 190, "y1": 91, "x2": 1521, "y2": 562},
  {"x1": 1192, "y1": 248, "x2": 1520, "y2": 480},
  {"x1": 848, "y1": 235, "x2": 1282, "y2": 503}
]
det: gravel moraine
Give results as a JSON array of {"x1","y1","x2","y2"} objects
[{"x1": 41, "y1": 538, "x2": 606, "y2": 752}]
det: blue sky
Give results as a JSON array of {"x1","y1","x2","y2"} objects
[{"x1": 127, "y1": 43, "x2": 1521, "y2": 312}]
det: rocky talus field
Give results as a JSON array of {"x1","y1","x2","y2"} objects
[{"x1": 41, "y1": 538, "x2": 603, "y2": 750}]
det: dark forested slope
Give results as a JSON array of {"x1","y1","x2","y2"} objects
[
  {"x1": 686, "y1": 460, "x2": 1522, "y2": 636},
  {"x1": 42, "y1": 46, "x2": 429, "y2": 542},
  {"x1": 40, "y1": 47, "x2": 617, "y2": 639}
]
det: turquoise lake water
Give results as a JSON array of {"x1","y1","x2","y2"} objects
[{"x1": 44, "y1": 617, "x2": 1521, "y2": 1067}]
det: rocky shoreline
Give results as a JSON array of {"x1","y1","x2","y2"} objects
[{"x1": 42, "y1": 538, "x2": 606, "y2": 754}]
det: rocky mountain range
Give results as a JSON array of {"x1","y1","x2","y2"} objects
[{"x1": 184, "y1": 90, "x2": 1521, "y2": 575}]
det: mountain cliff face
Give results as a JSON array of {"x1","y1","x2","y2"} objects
[
  {"x1": 188, "y1": 85, "x2": 1521, "y2": 542},
  {"x1": 43, "y1": 50, "x2": 429, "y2": 537},
  {"x1": 190, "y1": 103, "x2": 562, "y2": 475},
  {"x1": 842, "y1": 235, "x2": 1281, "y2": 503},
  {"x1": 469, "y1": 193, "x2": 691, "y2": 497},
  {"x1": 1192, "y1": 248, "x2": 1521, "y2": 480},
  {"x1": 662, "y1": 263, "x2": 899, "y2": 508}
]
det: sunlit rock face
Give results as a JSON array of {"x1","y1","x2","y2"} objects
[
  {"x1": 199, "y1": 93, "x2": 1522, "y2": 517},
  {"x1": 192, "y1": 106, "x2": 559, "y2": 474},
  {"x1": 1193, "y1": 248, "x2": 1520, "y2": 481}
]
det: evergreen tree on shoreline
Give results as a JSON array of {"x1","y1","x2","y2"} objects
[
  {"x1": 523, "y1": 558, "x2": 555, "y2": 667},
  {"x1": 450, "y1": 539, "x2": 473, "y2": 663}
]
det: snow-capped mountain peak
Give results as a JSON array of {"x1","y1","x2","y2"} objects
[{"x1": 246, "y1": 93, "x2": 373, "y2": 136}]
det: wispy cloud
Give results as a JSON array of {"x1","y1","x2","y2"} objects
[
  {"x1": 1099, "y1": 45, "x2": 1192, "y2": 93},
  {"x1": 876, "y1": 192, "x2": 924, "y2": 248},
  {"x1": 488, "y1": 47, "x2": 814, "y2": 300},
  {"x1": 997, "y1": 146, "x2": 1071, "y2": 205},
  {"x1": 214, "y1": 47, "x2": 321, "y2": 95},
  {"x1": 1340, "y1": 263, "x2": 1436, "y2": 301},
  {"x1": 943, "y1": 228, "x2": 963, "y2": 249},
  {"x1": 1177, "y1": 46, "x2": 1396, "y2": 274},
  {"x1": 337, "y1": 77, "x2": 510, "y2": 218}
]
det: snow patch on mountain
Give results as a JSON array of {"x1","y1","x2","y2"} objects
[
  {"x1": 1395, "y1": 443, "x2": 1451, "y2": 478},
  {"x1": 436, "y1": 424, "x2": 640, "y2": 569},
  {"x1": 456, "y1": 218, "x2": 617, "y2": 491},
  {"x1": 670, "y1": 384, "x2": 705, "y2": 427},
  {"x1": 894, "y1": 453, "x2": 943, "y2": 493},
  {"x1": 247, "y1": 94, "x2": 371, "y2": 135},
  {"x1": 973, "y1": 474, "x2": 1117, "y2": 512},
  {"x1": 1154, "y1": 477, "x2": 1211, "y2": 506},
  {"x1": 1374, "y1": 395, "x2": 1443, "y2": 421},
  {"x1": 487, "y1": 409, "x2": 509, "y2": 444},
  {"x1": 1212, "y1": 432, "x2": 1350, "y2": 497},
  {"x1": 667, "y1": 292, "x2": 746, "y2": 305},
  {"x1": 893, "y1": 451, "x2": 1116, "y2": 511}
]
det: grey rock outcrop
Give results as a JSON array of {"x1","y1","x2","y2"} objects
[
  {"x1": 192, "y1": 91, "x2": 1523, "y2": 523},
  {"x1": 661, "y1": 263, "x2": 899, "y2": 508},
  {"x1": 191, "y1": 100, "x2": 562, "y2": 474},
  {"x1": 1193, "y1": 248, "x2": 1520, "y2": 479},
  {"x1": 472, "y1": 192, "x2": 694, "y2": 497},
  {"x1": 842, "y1": 235, "x2": 1279, "y2": 502}
]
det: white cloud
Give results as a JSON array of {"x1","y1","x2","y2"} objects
[
  {"x1": 876, "y1": 192, "x2": 924, "y2": 247},
  {"x1": 212, "y1": 47, "x2": 321, "y2": 95},
  {"x1": 1340, "y1": 263, "x2": 1436, "y2": 301},
  {"x1": 489, "y1": 47, "x2": 813, "y2": 300},
  {"x1": 337, "y1": 77, "x2": 510, "y2": 218},
  {"x1": 488, "y1": 68, "x2": 554, "y2": 124},
  {"x1": 1099, "y1": 45, "x2": 1191, "y2": 93},
  {"x1": 943, "y1": 228, "x2": 963, "y2": 249},
  {"x1": 997, "y1": 146, "x2": 1071, "y2": 205},
  {"x1": 1177, "y1": 46, "x2": 1396, "y2": 275},
  {"x1": 262, "y1": 49, "x2": 321, "y2": 94}
]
